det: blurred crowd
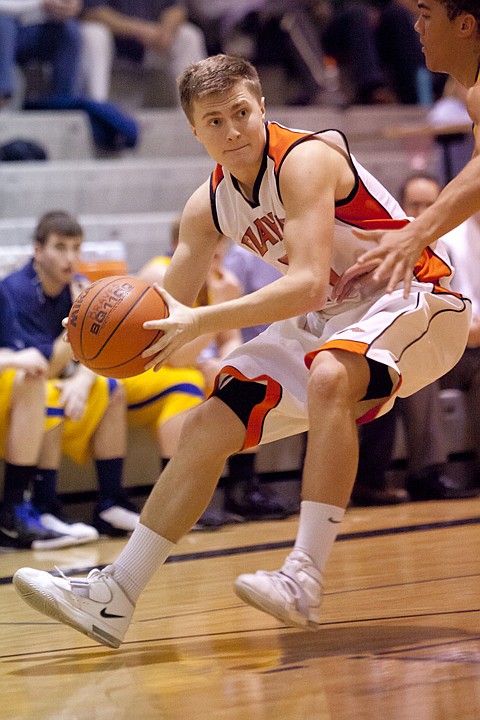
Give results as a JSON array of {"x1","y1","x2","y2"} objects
[{"x1": 0, "y1": 0, "x2": 445, "y2": 111}]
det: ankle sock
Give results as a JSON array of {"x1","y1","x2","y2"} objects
[
  {"x1": 110, "y1": 523, "x2": 175, "y2": 603},
  {"x1": 293, "y1": 500, "x2": 345, "y2": 577}
]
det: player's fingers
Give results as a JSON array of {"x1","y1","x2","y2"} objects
[
  {"x1": 151, "y1": 283, "x2": 174, "y2": 306},
  {"x1": 144, "y1": 352, "x2": 168, "y2": 371},
  {"x1": 402, "y1": 266, "x2": 413, "y2": 298},
  {"x1": 143, "y1": 319, "x2": 169, "y2": 330},
  {"x1": 142, "y1": 332, "x2": 170, "y2": 358}
]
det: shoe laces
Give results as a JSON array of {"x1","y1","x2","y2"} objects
[{"x1": 55, "y1": 566, "x2": 112, "y2": 591}]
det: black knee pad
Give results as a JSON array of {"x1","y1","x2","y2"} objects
[
  {"x1": 364, "y1": 357, "x2": 394, "y2": 401},
  {"x1": 213, "y1": 378, "x2": 267, "y2": 428}
]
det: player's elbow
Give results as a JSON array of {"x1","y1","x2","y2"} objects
[{"x1": 301, "y1": 275, "x2": 328, "y2": 312}]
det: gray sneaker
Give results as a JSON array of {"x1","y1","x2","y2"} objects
[
  {"x1": 13, "y1": 566, "x2": 134, "y2": 648},
  {"x1": 234, "y1": 549, "x2": 323, "y2": 629}
]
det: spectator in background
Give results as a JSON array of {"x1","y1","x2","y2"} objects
[
  {"x1": 352, "y1": 172, "x2": 477, "y2": 506},
  {"x1": 187, "y1": 1, "x2": 327, "y2": 105},
  {"x1": 317, "y1": 0, "x2": 444, "y2": 104},
  {"x1": 0, "y1": 0, "x2": 82, "y2": 109},
  {"x1": 440, "y1": 212, "x2": 480, "y2": 489},
  {"x1": 80, "y1": 0, "x2": 207, "y2": 103},
  {"x1": 1, "y1": 211, "x2": 140, "y2": 539}
]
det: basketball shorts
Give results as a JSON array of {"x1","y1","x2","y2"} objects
[
  {"x1": 213, "y1": 285, "x2": 471, "y2": 449},
  {"x1": 123, "y1": 366, "x2": 206, "y2": 435},
  {"x1": 0, "y1": 370, "x2": 16, "y2": 458},
  {"x1": 45, "y1": 376, "x2": 119, "y2": 464}
]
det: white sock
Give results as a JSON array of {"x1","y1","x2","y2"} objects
[
  {"x1": 109, "y1": 523, "x2": 175, "y2": 603},
  {"x1": 293, "y1": 500, "x2": 345, "y2": 577}
]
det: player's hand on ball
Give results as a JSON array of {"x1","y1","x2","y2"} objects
[{"x1": 142, "y1": 286, "x2": 200, "y2": 371}]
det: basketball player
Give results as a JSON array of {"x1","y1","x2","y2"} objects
[
  {"x1": 335, "y1": 0, "x2": 480, "y2": 299},
  {"x1": 13, "y1": 54, "x2": 470, "y2": 647}
]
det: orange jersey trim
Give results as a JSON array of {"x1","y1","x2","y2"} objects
[
  {"x1": 214, "y1": 365, "x2": 282, "y2": 449},
  {"x1": 266, "y1": 123, "x2": 313, "y2": 173},
  {"x1": 413, "y1": 247, "x2": 460, "y2": 294},
  {"x1": 305, "y1": 339, "x2": 369, "y2": 369},
  {"x1": 211, "y1": 164, "x2": 224, "y2": 192}
]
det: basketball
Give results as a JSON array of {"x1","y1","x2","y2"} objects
[{"x1": 68, "y1": 275, "x2": 169, "y2": 378}]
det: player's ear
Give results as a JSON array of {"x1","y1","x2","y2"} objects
[
  {"x1": 189, "y1": 122, "x2": 201, "y2": 142},
  {"x1": 260, "y1": 97, "x2": 266, "y2": 118},
  {"x1": 459, "y1": 12, "x2": 476, "y2": 38}
]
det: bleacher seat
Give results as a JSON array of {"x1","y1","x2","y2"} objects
[{"x1": 0, "y1": 111, "x2": 94, "y2": 160}]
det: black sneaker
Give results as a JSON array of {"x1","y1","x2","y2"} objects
[
  {"x1": 224, "y1": 488, "x2": 293, "y2": 521},
  {"x1": 0, "y1": 501, "x2": 79, "y2": 550},
  {"x1": 407, "y1": 471, "x2": 479, "y2": 501}
]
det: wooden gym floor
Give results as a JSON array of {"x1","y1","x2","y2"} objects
[{"x1": 1, "y1": 498, "x2": 480, "y2": 720}]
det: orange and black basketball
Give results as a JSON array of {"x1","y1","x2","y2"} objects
[{"x1": 68, "y1": 275, "x2": 168, "y2": 378}]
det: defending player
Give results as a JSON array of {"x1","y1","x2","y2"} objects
[
  {"x1": 335, "y1": 0, "x2": 480, "y2": 298},
  {"x1": 13, "y1": 55, "x2": 470, "y2": 647}
]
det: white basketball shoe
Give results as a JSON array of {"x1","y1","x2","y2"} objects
[
  {"x1": 13, "y1": 566, "x2": 134, "y2": 648},
  {"x1": 234, "y1": 549, "x2": 323, "y2": 629}
]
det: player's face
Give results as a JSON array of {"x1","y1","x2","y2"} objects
[
  {"x1": 189, "y1": 81, "x2": 266, "y2": 181},
  {"x1": 402, "y1": 177, "x2": 441, "y2": 218},
  {"x1": 414, "y1": 0, "x2": 462, "y2": 73},
  {"x1": 34, "y1": 233, "x2": 83, "y2": 294}
]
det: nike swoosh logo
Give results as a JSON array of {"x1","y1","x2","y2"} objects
[
  {"x1": 328, "y1": 517, "x2": 341, "y2": 523},
  {"x1": 100, "y1": 607, "x2": 125, "y2": 619}
]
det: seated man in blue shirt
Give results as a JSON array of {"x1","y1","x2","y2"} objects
[{"x1": 2, "y1": 211, "x2": 139, "y2": 538}]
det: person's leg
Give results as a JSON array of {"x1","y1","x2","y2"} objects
[
  {"x1": 398, "y1": 382, "x2": 475, "y2": 498},
  {"x1": 139, "y1": 398, "x2": 245, "y2": 539},
  {"x1": 375, "y1": 1, "x2": 424, "y2": 104},
  {"x1": 235, "y1": 350, "x2": 375, "y2": 628},
  {"x1": 32, "y1": 409, "x2": 100, "y2": 544},
  {"x1": 441, "y1": 348, "x2": 480, "y2": 482},
  {"x1": 0, "y1": 15, "x2": 19, "y2": 101},
  {"x1": 90, "y1": 382, "x2": 138, "y2": 534},
  {"x1": 13, "y1": 396, "x2": 247, "y2": 646},
  {"x1": 224, "y1": 450, "x2": 292, "y2": 520},
  {"x1": 3, "y1": 371, "x2": 45, "y2": 501},
  {"x1": 165, "y1": 23, "x2": 207, "y2": 82},
  {"x1": 1, "y1": 371, "x2": 73, "y2": 549},
  {"x1": 321, "y1": 5, "x2": 392, "y2": 104},
  {"x1": 24, "y1": 20, "x2": 82, "y2": 98},
  {"x1": 79, "y1": 21, "x2": 114, "y2": 101}
]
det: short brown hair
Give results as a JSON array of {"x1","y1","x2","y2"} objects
[
  {"x1": 178, "y1": 54, "x2": 263, "y2": 124},
  {"x1": 438, "y1": 0, "x2": 480, "y2": 26},
  {"x1": 34, "y1": 211, "x2": 83, "y2": 246}
]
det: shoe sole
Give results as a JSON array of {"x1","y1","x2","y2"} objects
[
  {"x1": 13, "y1": 573, "x2": 121, "y2": 649},
  {"x1": 234, "y1": 578, "x2": 321, "y2": 631}
]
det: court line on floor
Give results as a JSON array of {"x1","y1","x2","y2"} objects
[{"x1": 1, "y1": 514, "x2": 479, "y2": 586}]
